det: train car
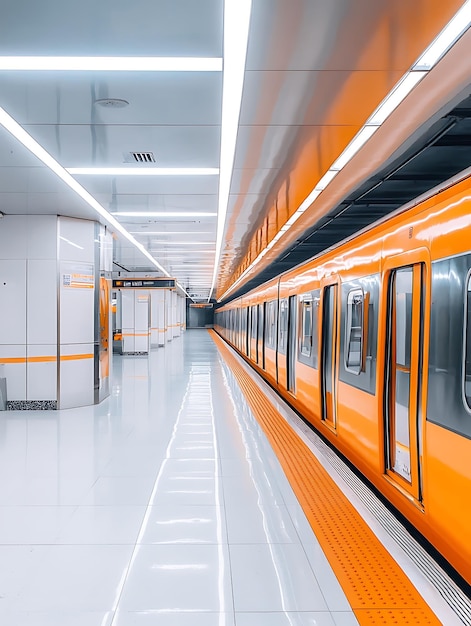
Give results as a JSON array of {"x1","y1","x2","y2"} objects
[{"x1": 215, "y1": 172, "x2": 471, "y2": 587}]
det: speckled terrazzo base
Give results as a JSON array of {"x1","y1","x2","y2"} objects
[{"x1": 6, "y1": 400, "x2": 57, "y2": 411}]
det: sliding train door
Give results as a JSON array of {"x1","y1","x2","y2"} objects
[
  {"x1": 287, "y1": 295, "x2": 297, "y2": 393},
  {"x1": 321, "y1": 282, "x2": 339, "y2": 428},
  {"x1": 384, "y1": 259, "x2": 426, "y2": 501}
]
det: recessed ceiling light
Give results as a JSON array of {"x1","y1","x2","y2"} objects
[{"x1": 94, "y1": 98, "x2": 129, "y2": 108}]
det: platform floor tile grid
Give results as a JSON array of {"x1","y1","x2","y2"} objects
[{"x1": 0, "y1": 330, "x2": 358, "y2": 626}]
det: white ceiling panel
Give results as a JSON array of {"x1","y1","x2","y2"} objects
[
  {"x1": 0, "y1": 0, "x2": 222, "y2": 57},
  {"x1": 22, "y1": 124, "x2": 221, "y2": 168},
  {"x1": 0, "y1": 73, "x2": 222, "y2": 127}
]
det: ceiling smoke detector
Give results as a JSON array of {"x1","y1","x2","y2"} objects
[{"x1": 94, "y1": 98, "x2": 129, "y2": 108}]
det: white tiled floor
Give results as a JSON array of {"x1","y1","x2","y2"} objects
[{"x1": 0, "y1": 329, "x2": 358, "y2": 626}]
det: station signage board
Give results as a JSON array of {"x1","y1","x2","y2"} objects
[{"x1": 112, "y1": 278, "x2": 176, "y2": 289}]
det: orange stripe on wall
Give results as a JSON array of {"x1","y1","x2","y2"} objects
[
  {"x1": 0, "y1": 354, "x2": 94, "y2": 364},
  {"x1": 61, "y1": 354, "x2": 94, "y2": 361}
]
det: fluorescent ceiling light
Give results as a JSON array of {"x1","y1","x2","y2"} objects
[
  {"x1": 414, "y1": 1, "x2": 471, "y2": 70},
  {"x1": 330, "y1": 125, "x2": 379, "y2": 171},
  {"x1": 151, "y1": 241, "x2": 215, "y2": 245},
  {"x1": 113, "y1": 212, "x2": 217, "y2": 218},
  {"x1": 0, "y1": 107, "x2": 171, "y2": 277},
  {"x1": 209, "y1": 0, "x2": 253, "y2": 301},
  {"x1": 315, "y1": 169, "x2": 339, "y2": 191},
  {"x1": 130, "y1": 231, "x2": 213, "y2": 235},
  {"x1": 68, "y1": 167, "x2": 219, "y2": 176},
  {"x1": 368, "y1": 71, "x2": 426, "y2": 126},
  {"x1": 0, "y1": 56, "x2": 222, "y2": 72}
]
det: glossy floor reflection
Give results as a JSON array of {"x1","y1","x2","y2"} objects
[{"x1": 0, "y1": 330, "x2": 358, "y2": 626}]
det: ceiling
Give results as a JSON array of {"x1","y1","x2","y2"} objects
[{"x1": 0, "y1": 0, "x2": 468, "y2": 302}]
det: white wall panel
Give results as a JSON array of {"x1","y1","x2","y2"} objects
[
  {"x1": 59, "y1": 343, "x2": 94, "y2": 409},
  {"x1": 0, "y1": 344, "x2": 26, "y2": 401},
  {"x1": 121, "y1": 290, "x2": 135, "y2": 329},
  {"x1": 0, "y1": 215, "x2": 28, "y2": 259},
  {"x1": 58, "y1": 217, "x2": 95, "y2": 262},
  {"x1": 27, "y1": 345, "x2": 57, "y2": 401},
  {"x1": 150, "y1": 290, "x2": 166, "y2": 347},
  {"x1": 134, "y1": 292, "x2": 150, "y2": 353},
  {"x1": 59, "y1": 269, "x2": 95, "y2": 345},
  {"x1": 0, "y1": 260, "x2": 26, "y2": 344},
  {"x1": 100, "y1": 228, "x2": 113, "y2": 273},
  {"x1": 27, "y1": 259, "x2": 57, "y2": 345},
  {"x1": 26, "y1": 215, "x2": 57, "y2": 259}
]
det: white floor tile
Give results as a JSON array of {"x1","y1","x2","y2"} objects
[
  {"x1": 113, "y1": 610, "x2": 235, "y2": 625},
  {"x1": 0, "y1": 611, "x2": 113, "y2": 626},
  {"x1": 17, "y1": 545, "x2": 133, "y2": 611},
  {"x1": 225, "y1": 503, "x2": 300, "y2": 544},
  {"x1": 150, "y1": 474, "x2": 221, "y2": 506},
  {"x1": 0, "y1": 505, "x2": 75, "y2": 544},
  {"x1": 138, "y1": 504, "x2": 227, "y2": 544},
  {"x1": 57, "y1": 505, "x2": 146, "y2": 544},
  {"x1": 235, "y1": 613, "x2": 336, "y2": 626},
  {"x1": 229, "y1": 543, "x2": 328, "y2": 612},
  {"x1": 118, "y1": 544, "x2": 233, "y2": 612},
  {"x1": 82, "y1": 477, "x2": 154, "y2": 506}
]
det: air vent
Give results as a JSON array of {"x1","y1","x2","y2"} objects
[{"x1": 124, "y1": 152, "x2": 156, "y2": 164}]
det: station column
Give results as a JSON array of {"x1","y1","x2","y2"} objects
[{"x1": 0, "y1": 215, "x2": 112, "y2": 410}]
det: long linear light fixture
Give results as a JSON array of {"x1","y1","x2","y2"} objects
[
  {"x1": 130, "y1": 231, "x2": 213, "y2": 235},
  {"x1": 112, "y1": 211, "x2": 217, "y2": 218},
  {"x1": 68, "y1": 167, "x2": 219, "y2": 176},
  {"x1": 0, "y1": 107, "x2": 196, "y2": 296},
  {"x1": 208, "y1": 0, "x2": 253, "y2": 302},
  {"x1": 0, "y1": 57, "x2": 222, "y2": 72},
  {"x1": 217, "y1": 0, "x2": 471, "y2": 303}
]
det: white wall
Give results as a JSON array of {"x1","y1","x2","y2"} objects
[{"x1": 0, "y1": 215, "x2": 57, "y2": 402}]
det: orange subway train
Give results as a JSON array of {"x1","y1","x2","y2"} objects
[{"x1": 215, "y1": 172, "x2": 471, "y2": 587}]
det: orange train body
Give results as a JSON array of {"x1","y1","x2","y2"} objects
[{"x1": 215, "y1": 173, "x2": 471, "y2": 586}]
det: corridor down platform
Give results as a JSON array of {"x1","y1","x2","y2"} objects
[{"x1": 0, "y1": 330, "x2": 463, "y2": 625}]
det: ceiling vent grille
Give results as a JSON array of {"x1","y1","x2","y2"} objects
[{"x1": 124, "y1": 152, "x2": 156, "y2": 163}]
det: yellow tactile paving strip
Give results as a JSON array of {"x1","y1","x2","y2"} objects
[{"x1": 211, "y1": 331, "x2": 441, "y2": 626}]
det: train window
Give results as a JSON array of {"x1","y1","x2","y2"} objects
[
  {"x1": 300, "y1": 298, "x2": 313, "y2": 357},
  {"x1": 266, "y1": 300, "x2": 277, "y2": 349},
  {"x1": 464, "y1": 274, "x2": 471, "y2": 410},
  {"x1": 251, "y1": 306, "x2": 258, "y2": 339},
  {"x1": 339, "y1": 276, "x2": 378, "y2": 394},
  {"x1": 279, "y1": 298, "x2": 288, "y2": 354},
  {"x1": 345, "y1": 288, "x2": 364, "y2": 374}
]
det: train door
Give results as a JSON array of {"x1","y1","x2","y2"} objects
[
  {"x1": 287, "y1": 295, "x2": 297, "y2": 393},
  {"x1": 384, "y1": 262, "x2": 424, "y2": 500},
  {"x1": 254, "y1": 306, "x2": 259, "y2": 364},
  {"x1": 321, "y1": 283, "x2": 339, "y2": 428},
  {"x1": 244, "y1": 306, "x2": 250, "y2": 356},
  {"x1": 261, "y1": 302, "x2": 266, "y2": 370}
]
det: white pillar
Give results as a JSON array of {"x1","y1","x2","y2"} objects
[
  {"x1": 0, "y1": 214, "x2": 112, "y2": 410},
  {"x1": 150, "y1": 290, "x2": 166, "y2": 347},
  {"x1": 174, "y1": 293, "x2": 181, "y2": 338},
  {"x1": 166, "y1": 289, "x2": 173, "y2": 342},
  {"x1": 121, "y1": 290, "x2": 150, "y2": 354},
  {"x1": 172, "y1": 291, "x2": 179, "y2": 339}
]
